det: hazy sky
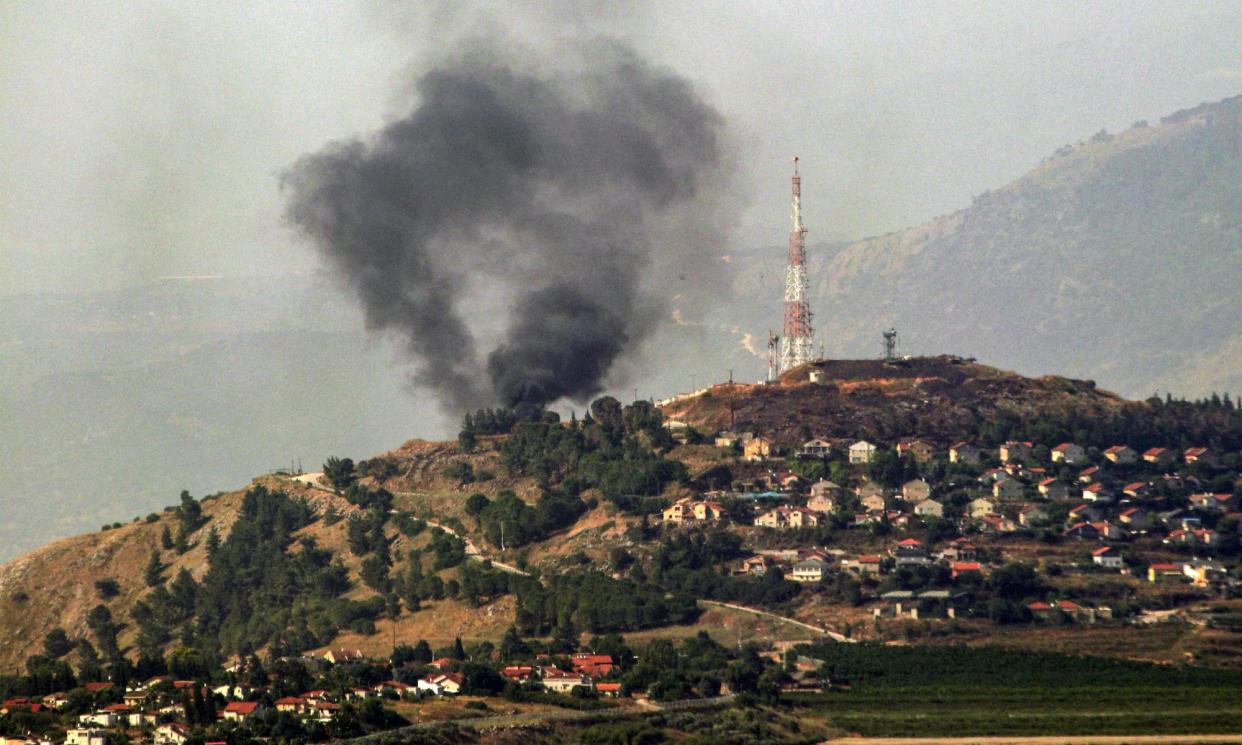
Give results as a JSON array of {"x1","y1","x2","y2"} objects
[{"x1": 4, "y1": 1, "x2": 1242, "y2": 295}]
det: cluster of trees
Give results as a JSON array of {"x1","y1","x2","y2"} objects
[
  {"x1": 512, "y1": 571, "x2": 699, "y2": 636},
  {"x1": 490, "y1": 397, "x2": 687, "y2": 513},
  {"x1": 465, "y1": 489, "x2": 586, "y2": 549}
]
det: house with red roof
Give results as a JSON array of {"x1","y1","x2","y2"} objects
[
  {"x1": 1103, "y1": 445, "x2": 1137, "y2": 464},
  {"x1": 999, "y1": 441, "x2": 1033, "y2": 463},
  {"x1": 222, "y1": 701, "x2": 261, "y2": 722},
  {"x1": 891, "y1": 538, "x2": 930, "y2": 566},
  {"x1": 1184, "y1": 447, "x2": 1219, "y2": 467},
  {"x1": 274, "y1": 697, "x2": 308, "y2": 714},
  {"x1": 950, "y1": 561, "x2": 983, "y2": 580},
  {"x1": 1052, "y1": 443, "x2": 1086, "y2": 464},
  {"x1": 1118, "y1": 506, "x2": 1148, "y2": 530},
  {"x1": 500, "y1": 665, "x2": 535, "y2": 682},
  {"x1": 1143, "y1": 447, "x2": 1175, "y2": 466},
  {"x1": 1037, "y1": 478, "x2": 1070, "y2": 501},
  {"x1": 1092, "y1": 546, "x2": 1124, "y2": 570},
  {"x1": 571, "y1": 654, "x2": 616, "y2": 678},
  {"x1": 417, "y1": 673, "x2": 462, "y2": 696},
  {"x1": 1148, "y1": 563, "x2": 1186, "y2": 583},
  {"x1": 1026, "y1": 601, "x2": 1055, "y2": 621},
  {"x1": 595, "y1": 682, "x2": 622, "y2": 697}
]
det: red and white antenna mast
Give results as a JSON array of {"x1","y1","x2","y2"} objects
[{"x1": 780, "y1": 157, "x2": 813, "y2": 372}]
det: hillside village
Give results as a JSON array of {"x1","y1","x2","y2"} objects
[{"x1": 3, "y1": 358, "x2": 1242, "y2": 744}]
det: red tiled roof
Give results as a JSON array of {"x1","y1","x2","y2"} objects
[
  {"x1": 1092, "y1": 546, "x2": 1116, "y2": 556},
  {"x1": 951, "y1": 562, "x2": 982, "y2": 571},
  {"x1": 1027, "y1": 602, "x2": 1053, "y2": 611},
  {"x1": 224, "y1": 702, "x2": 259, "y2": 715},
  {"x1": 896, "y1": 538, "x2": 924, "y2": 546},
  {"x1": 595, "y1": 683, "x2": 622, "y2": 692}
]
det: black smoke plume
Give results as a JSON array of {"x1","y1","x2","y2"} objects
[{"x1": 283, "y1": 41, "x2": 725, "y2": 411}]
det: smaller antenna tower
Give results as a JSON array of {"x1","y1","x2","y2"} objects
[
  {"x1": 766, "y1": 330, "x2": 780, "y2": 383},
  {"x1": 882, "y1": 328, "x2": 899, "y2": 361}
]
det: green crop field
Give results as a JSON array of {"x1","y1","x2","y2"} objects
[
  {"x1": 792, "y1": 687, "x2": 1242, "y2": 737},
  {"x1": 786, "y1": 643, "x2": 1242, "y2": 737}
]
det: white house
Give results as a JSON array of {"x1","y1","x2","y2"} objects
[
  {"x1": 65, "y1": 731, "x2": 107, "y2": 745},
  {"x1": 968, "y1": 498, "x2": 995, "y2": 518},
  {"x1": 913, "y1": 498, "x2": 944, "y2": 519},
  {"x1": 417, "y1": 673, "x2": 462, "y2": 696},
  {"x1": 849, "y1": 440, "x2": 878, "y2": 464},
  {"x1": 1092, "y1": 546, "x2": 1124, "y2": 570}
]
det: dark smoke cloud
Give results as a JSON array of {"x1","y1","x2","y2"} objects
[{"x1": 283, "y1": 40, "x2": 726, "y2": 411}]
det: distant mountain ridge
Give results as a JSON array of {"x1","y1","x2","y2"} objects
[{"x1": 714, "y1": 94, "x2": 1242, "y2": 399}]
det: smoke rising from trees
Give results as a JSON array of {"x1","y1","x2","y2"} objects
[{"x1": 283, "y1": 40, "x2": 728, "y2": 412}]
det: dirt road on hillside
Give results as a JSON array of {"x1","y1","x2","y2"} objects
[{"x1": 821, "y1": 736, "x2": 1242, "y2": 745}]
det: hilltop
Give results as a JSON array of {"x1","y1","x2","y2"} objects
[{"x1": 661, "y1": 355, "x2": 1124, "y2": 447}]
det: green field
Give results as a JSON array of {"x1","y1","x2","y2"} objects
[
  {"x1": 785, "y1": 643, "x2": 1242, "y2": 737},
  {"x1": 794, "y1": 687, "x2": 1242, "y2": 737}
]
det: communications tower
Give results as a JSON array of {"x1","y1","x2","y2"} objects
[{"x1": 779, "y1": 157, "x2": 813, "y2": 372}]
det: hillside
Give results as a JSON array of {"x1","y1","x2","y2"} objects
[
  {"x1": 712, "y1": 94, "x2": 1242, "y2": 398},
  {"x1": 661, "y1": 355, "x2": 1125, "y2": 447},
  {"x1": 4, "y1": 356, "x2": 1242, "y2": 675}
]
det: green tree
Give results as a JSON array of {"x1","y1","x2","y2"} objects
[
  {"x1": 323, "y1": 456, "x2": 356, "y2": 491},
  {"x1": 160, "y1": 524, "x2": 174, "y2": 550},
  {"x1": 43, "y1": 628, "x2": 74, "y2": 659},
  {"x1": 144, "y1": 548, "x2": 163, "y2": 587}
]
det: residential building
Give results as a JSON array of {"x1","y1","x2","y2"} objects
[
  {"x1": 663, "y1": 498, "x2": 725, "y2": 523},
  {"x1": 1019, "y1": 503, "x2": 1048, "y2": 526},
  {"x1": 891, "y1": 538, "x2": 930, "y2": 566},
  {"x1": 1123, "y1": 482, "x2": 1152, "y2": 499},
  {"x1": 323, "y1": 649, "x2": 364, "y2": 665},
  {"x1": 902, "y1": 479, "x2": 932, "y2": 501},
  {"x1": 849, "y1": 440, "x2": 878, "y2": 464},
  {"x1": 897, "y1": 439, "x2": 935, "y2": 462},
  {"x1": 809, "y1": 479, "x2": 843, "y2": 500},
  {"x1": 1052, "y1": 443, "x2": 1086, "y2": 464},
  {"x1": 1103, "y1": 445, "x2": 1137, "y2": 464},
  {"x1": 942, "y1": 539, "x2": 978, "y2": 562},
  {"x1": 842, "y1": 555, "x2": 882, "y2": 576},
  {"x1": 914, "y1": 498, "x2": 944, "y2": 519},
  {"x1": 417, "y1": 673, "x2": 463, "y2": 696},
  {"x1": 1143, "y1": 447, "x2": 1176, "y2": 466},
  {"x1": 1148, "y1": 563, "x2": 1186, "y2": 583},
  {"x1": 1184, "y1": 447, "x2": 1219, "y2": 467},
  {"x1": 754, "y1": 507, "x2": 819, "y2": 529},
  {"x1": 806, "y1": 493, "x2": 838, "y2": 513},
  {"x1": 65, "y1": 731, "x2": 107, "y2": 745},
  {"x1": 739, "y1": 555, "x2": 775, "y2": 575},
  {"x1": 860, "y1": 493, "x2": 886, "y2": 512},
  {"x1": 1092, "y1": 546, "x2": 1124, "y2": 569},
  {"x1": 950, "y1": 561, "x2": 983, "y2": 580},
  {"x1": 797, "y1": 439, "x2": 833, "y2": 459},
  {"x1": 222, "y1": 702, "x2": 261, "y2": 722},
  {"x1": 155, "y1": 725, "x2": 190, "y2": 745},
  {"x1": 1118, "y1": 507, "x2": 1148, "y2": 529},
  {"x1": 993, "y1": 479, "x2": 1025, "y2": 499},
  {"x1": 999, "y1": 441, "x2": 1033, "y2": 463},
  {"x1": 540, "y1": 669, "x2": 591, "y2": 693},
  {"x1": 949, "y1": 442, "x2": 981, "y2": 465},
  {"x1": 1038, "y1": 478, "x2": 1070, "y2": 500},
  {"x1": 968, "y1": 498, "x2": 995, "y2": 518},
  {"x1": 790, "y1": 557, "x2": 830, "y2": 583}
]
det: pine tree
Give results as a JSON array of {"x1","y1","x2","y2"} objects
[
  {"x1": 452, "y1": 636, "x2": 466, "y2": 660},
  {"x1": 144, "y1": 548, "x2": 163, "y2": 587},
  {"x1": 161, "y1": 525, "x2": 174, "y2": 550}
]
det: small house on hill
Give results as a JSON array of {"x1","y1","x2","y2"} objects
[
  {"x1": 949, "y1": 442, "x2": 981, "y2": 465},
  {"x1": 1052, "y1": 443, "x2": 1086, "y2": 464},
  {"x1": 902, "y1": 479, "x2": 932, "y2": 501},
  {"x1": 897, "y1": 439, "x2": 935, "y2": 462},
  {"x1": 849, "y1": 440, "x2": 877, "y2": 464}
]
